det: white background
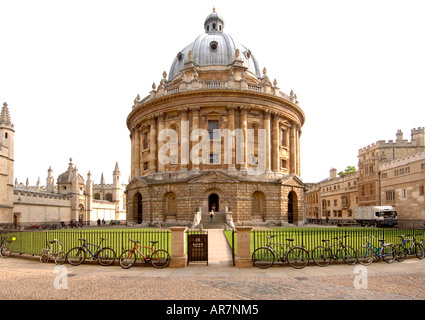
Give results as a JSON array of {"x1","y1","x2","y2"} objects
[{"x1": 1, "y1": 0, "x2": 424, "y2": 186}]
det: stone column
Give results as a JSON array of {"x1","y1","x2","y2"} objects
[
  {"x1": 272, "y1": 113, "x2": 279, "y2": 172},
  {"x1": 235, "y1": 227, "x2": 253, "y2": 267},
  {"x1": 130, "y1": 129, "x2": 135, "y2": 179},
  {"x1": 227, "y1": 105, "x2": 236, "y2": 171},
  {"x1": 179, "y1": 108, "x2": 189, "y2": 172},
  {"x1": 297, "y1": 127, "x2": 301, "y2": 176},
  {"x1": 134, "y1": 125, "x2": 141, "y2": 177},
  {"x1": 289, "y1": 122, "x2": 297, "y2": 174},
  {"x1": 191, "y1": 107, "x2": 200, "y2": 172},
  {"x1": 149, "y1": 116, "x2": 157, "y2": 173},
  {"x1": 157, "y1": 112, "x2": 165, "y2": 173},
  {"x1": 263, "y1": 110, "x2": 271, "y2": 172},
  {"x1": 169, "y1": 226, "x2": 188, "y2": 268},
  {"x1": 240, "y1": 106, "x2": 248, "y2": 171}
]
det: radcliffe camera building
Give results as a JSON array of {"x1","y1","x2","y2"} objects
[{"x1": 125, "y1": 9, "x2": 306, "y2": 227}]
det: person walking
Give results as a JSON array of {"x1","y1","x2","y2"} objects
[{"x1": 210, "y1": 210, "x2": 214, "y2": 223}]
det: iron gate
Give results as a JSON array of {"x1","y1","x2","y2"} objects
[{"x1": 187, "y1": 231, "x2": 208, "y2": 265}]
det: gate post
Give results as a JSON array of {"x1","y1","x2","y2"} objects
[
  {"x1": 235, "y1": 227, "x2": 253, "y2": 268},
  {"x1": 169, "y1": 226, "x2": 187, "y2": 268}
]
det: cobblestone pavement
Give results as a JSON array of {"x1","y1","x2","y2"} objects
[{"x1": 0, "y1": 255, "x2": 424, "y2": 300}]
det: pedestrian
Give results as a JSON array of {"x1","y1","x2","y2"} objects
[
  {"x1": 97, "y1": 218, "x2": 101, "y2": 226},
  {"x1": 102, "y1": 218, "x2": 105, "y2": 226},
  {"x1": 210, "y1": 210, "x2": 214, "y2": 223}
]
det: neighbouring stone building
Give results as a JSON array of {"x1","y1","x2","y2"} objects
[
  {"x1": 125, "y1": 9, "x2": 306, "y2": 227},
  {"x1": 380, "y1": 151, "x2": 425, "y2": 220},
  {"x1": 306, "y1": 128, "x2": 425, "y2": 222},
  {"x1": 0, "y1": 101, "x2": 127, "y2": 227},
  {"x1": 0, "y1": 103, "x2": 14, "y2": 225}
]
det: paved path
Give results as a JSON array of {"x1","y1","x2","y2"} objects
[
  {"x1": 207, "y1": 229, "x2": 233, "y2": 266},
  {"x1": 1, "y1": 248, "x2": 425, "y2": 301}
]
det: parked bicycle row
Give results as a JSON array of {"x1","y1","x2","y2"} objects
[
  {"x1": 251, "y1": 233, "x2": 425, "y2": 269},
  {"x1": 0, "y1": 234, "x2": 171, "y2": 269}
]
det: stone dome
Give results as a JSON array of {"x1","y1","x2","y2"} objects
[
  {"x1": 168, "y1": 9, "x2": 261, "y2": 81},
  {"x1": 57, "y1": 158, "x2": 84, "y2": 184}
]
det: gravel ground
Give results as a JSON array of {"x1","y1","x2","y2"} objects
[{"x1": 0, "y1": 259, "x2": 423, "y2": 300}]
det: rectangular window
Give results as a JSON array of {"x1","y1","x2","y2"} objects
[
  {"x1": 208, "y1": 120, "x2": 219, "y2": 140},
  {"x1": 144, "y1": 132, "x2": 149, "y2": 150},
  {"x1": 386, "y1": 190, "x2": 395, "y2": 203},
  {"x1": 209, "y1": 153, "x2": 219, "y2": 164},
  {"x1": 143, "y1": 162, "x2": 149, "y2": 171},
  {"x1": 280, "y1": 129, "x2": 285, "y2": 147},
  {"x1": 420, "y1": 186, "x2": 424, "y2": 196}
]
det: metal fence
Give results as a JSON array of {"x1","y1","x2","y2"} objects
[
  {"x1": 252, "y1": 227, "x2": 425, "y2": 253},
  {"x1": 0, "y1": 229, "x2": 171, "y2": 258}
]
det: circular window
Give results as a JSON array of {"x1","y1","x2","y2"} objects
[
  {"x1": 210, "y1": 41, "x2": 218, "y2": 51},
  {"x1": 245, "y1": 50, "x2": 252, "y2": 59},
  {"x1": 177, "y1": 52, "x2": 183, "y2": 62}
]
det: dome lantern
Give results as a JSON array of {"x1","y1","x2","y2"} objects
[{"x1": 204, "y1": 7, "x2": 224, "y2": 34}]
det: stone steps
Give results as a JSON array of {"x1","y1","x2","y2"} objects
[{"x1": 201, "y1": 211, "x2": 226, "y2": 229}]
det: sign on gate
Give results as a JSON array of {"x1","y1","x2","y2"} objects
[{"x1": 187, "y1": 233, "x2": 208, "y2": 265}]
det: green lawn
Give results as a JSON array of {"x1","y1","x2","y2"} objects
[
  {"x1": 5, "y1": 228, "x2": 171, "y2": 257},
  {"x1": 224, "y1": 227, "x2": 425, "y2": 257}
]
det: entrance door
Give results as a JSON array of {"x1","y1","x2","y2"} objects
[
  {"x1": 137, "y1": 193, "x2": 143, "y2": 223},
  {"x1": 288, "y1": 192, "x2": 294, "y2": 224},
  {"x1": 208, "y1": 193, "x2": 219, "y2": 212}
]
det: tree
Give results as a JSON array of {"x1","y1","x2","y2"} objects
[{"x1": 338, "y1": 166, "x2": 357, "y2": 177}]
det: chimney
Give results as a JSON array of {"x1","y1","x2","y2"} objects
[{"x1": 330, "y1": 168, "x2": 337, "y2": 180}]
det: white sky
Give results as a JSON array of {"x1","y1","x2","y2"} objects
[{"x1": 1, "y1": 0, "x2": 424, "y2": 186}]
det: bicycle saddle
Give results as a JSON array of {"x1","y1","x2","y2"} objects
[
  {"x1": 322, "y1": 239, "x2": 329, "y2": 242},
  {"x1": 286, "y1": 238, "x2": 294, "y2": 242},
  {"x1": 48, "y1": 241, "x2": 56, "y2": 244},
  {"x1": 79, "y1": 238, "x2": 86, "y2": 242},
  {"x1": 150, "y1": 241, "x2": 159, "y2": 244},
  {"x1": 130, "y1": 239, "x2": 140, "y2": 244}
]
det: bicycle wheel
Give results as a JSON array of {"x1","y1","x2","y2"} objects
[
  {"x1": 0, "y1": 242, "x2": 12, "y2": 258},
  {"x1": 414, "y1": 243, "x2": 425, "y2": 260},
  {"x1": 394, "y1": 244, "x2": 407, "y2": 262},
  {"x1": 55, "y1": 251, "x2": 66, "y2": 265},
  {"x1": 312, "y1": 246, "x2": 331, "y2": 267},
  {"x1": 286, "y1": 247, "x2": 309, "y2": 269},
  {"x1": 40, "y1": 249, "x2": 50, "y2": 263},
  {"x1": 67, "y1": 247, "x2": 86, "y2": 266},
  {"x1": 97, "y1": 247, "x2": 116, "y2": 266},
  {"x1": 357, "y1": 246, "x2": 374, "y2": 265},
  {"x1": 252, "y1": 247, "x2": 274, "y2": 269},
  {"x1": 381, "y1": 245, "x2": 396, "y2": 263},
  {"x1": 119, "y1": 250, "x2": 137, "y2": 269},
  {"x1": 340, "y1": 246, "x2": 357, "y2": 265},
  {"x1": 150, "y1": 249, "x2": 171, "y2": 269}
]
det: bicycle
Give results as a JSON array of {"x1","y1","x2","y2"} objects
[
  {"x1": 66, "y1": 238, "x2": 116, "y2": 266},
  {"x1": 40, "y1": 239, "x2": 66, "y2": 265},
  {"x1": 0, "y1": 234, "x2": 16, "y2": 258},
  {"x1": 395, "y1": 233, "x2": 425, "y2": 262},
  {"x1": 356, "y1": 236, "x2": 396, "y2": 265},
  {"x1": 312, "y1": 235, "x2": 357, "y2": 267},
  {"x1": 252, "y1": 235, "x2": 309, "y2": 269},
  {"x1": 119, "y1": 239, "x2": 171, "y2": 269}
]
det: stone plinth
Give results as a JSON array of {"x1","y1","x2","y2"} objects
[
  {"x1": 235, "y1": 226, "x2": 253, "y2": 268},
  {"x1": 169, "y1": 226, "x2": 187, "y2": 268}
]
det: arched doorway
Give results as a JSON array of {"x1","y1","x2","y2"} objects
[
  {"x1": 134, "y1": 193, "x2": 143, "y2": 223},
  {"x1": 288, "y1": 191, "x2": 297, "y2": 224},
  {"x1": 208, "y1": 193, "x2": 219, "y2": 212}
]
